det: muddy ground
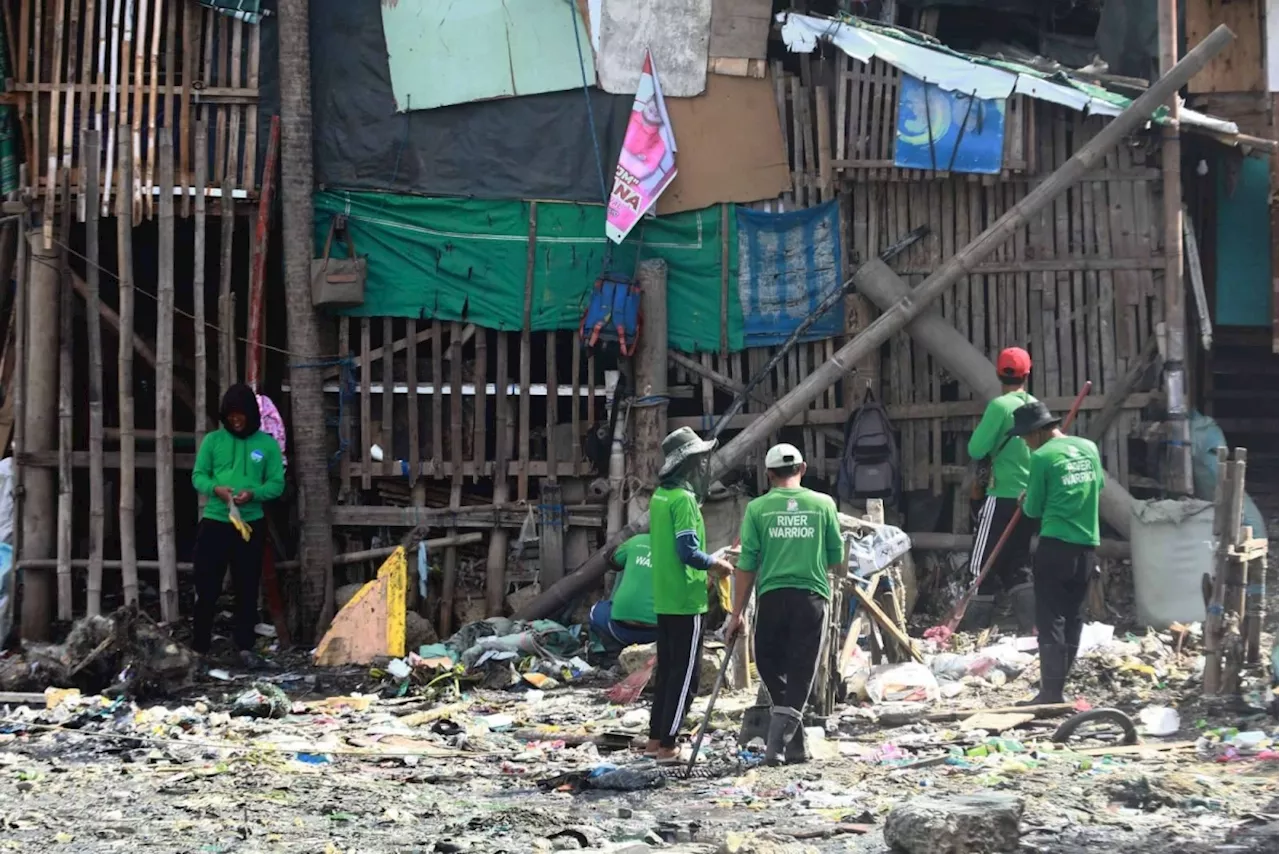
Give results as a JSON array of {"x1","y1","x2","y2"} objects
[
  {"x1": 2, "y1": 509, "x2": 1277, "y2": 854},
  {"x1": 0, "y1": 638, "x2": 1276, "y2": 854}
]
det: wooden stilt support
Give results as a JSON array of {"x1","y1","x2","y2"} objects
[
  {"x1": 156, "y1": 135, "x2": 177, "y2": 623},
  {"x1": 116, "y1": 134, "x2": 138, "y2": 607},
  {"x1": 84, "y1": 131, "x2": 105, "y2": 617},
  {"x1": 193, "y1": 120, "x2": 209, "y2": 516},
  {"x1": 55, "y1": 169, "x2": 72, "y2": 622}
]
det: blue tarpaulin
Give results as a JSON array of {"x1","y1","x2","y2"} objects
[{"x1": 735, "y1": 200, "x2": 843, "y2": 348}]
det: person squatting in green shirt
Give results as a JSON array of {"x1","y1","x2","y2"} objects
[
  {"x1": 726, "y1": 444, "x2": 844, "y2": 766},
  {"x1": 645, "y1": 428, "x2": 735, "y2": 763},
  {"x1": 1009, "y1": 399, "x2": 1104, "y2": 706},
  {"x1": 190, "y1": 384, "x2": 285, "y2": 667},
  {"x1": 964, "y1": 346, "x2": 1039, "y2": 632},
  {"x1": 588, "y1": 534, "x2": 658, "y2": 648}
]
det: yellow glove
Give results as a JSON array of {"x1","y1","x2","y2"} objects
[
  {"x1": 716, "y1": 575, "x2": 733, "y2": 613},
  {"x1": 226, "y1": 500, "x2": 252, "y2": 542}
]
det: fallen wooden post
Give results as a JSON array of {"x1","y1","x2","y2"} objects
[
  {"x1": 850, "y1": 581, "x2": 922, "y2": 663},
  {"x1": 512, "y1": 25, "x2": 1234, "y2": 621}
]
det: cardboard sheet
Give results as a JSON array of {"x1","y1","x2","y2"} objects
[
  {"x1": 656, "y1": 73, "x2": 791, "y2": 214},
  {"x1": 597, "y1": 0, "x2": 713, "y2": 97}
]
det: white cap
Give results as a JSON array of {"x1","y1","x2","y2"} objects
[{"x1": 765, "y1": 443, "x2": 804, "y2": 469}]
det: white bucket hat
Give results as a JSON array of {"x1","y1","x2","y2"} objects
[{"x1": 658, "y1": 427, "x2": 718, "y2": 479}]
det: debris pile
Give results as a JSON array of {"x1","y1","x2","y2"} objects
[{"x1": 0, "y1": 605, "x2": 197, "y2": 698}]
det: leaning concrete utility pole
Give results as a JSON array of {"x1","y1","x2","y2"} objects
[
  {"x1": 854, "y1": 260, "x2": 1134, "y2": 538},
  {"x1": 515, "y1": 23, "x2": 1234, "y2": 621},
  {"x1": 629, "y1": 258, "x2": 668, "y2": 521},
  {"x1": 278, "y1": 0, "x2": 335, "y2": 638}
]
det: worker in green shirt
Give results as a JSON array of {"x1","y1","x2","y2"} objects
[
  {"x1": 646, "y1": 428, "x2": 734, "y2": 763},
  {"x1": 190, "y1": 384, "x2": 285, "y2": 666},
  {"x1": 1008, "y1": 400, "x2": 1103, "y2": 706},
  {"x1": 726, "y1": 444, "x2": 844, "y2": 766},
  {"x1": 965, "y1": 347, "x2": 1038, "y2": 631},
  {"x1": 589, "y1": 534, "x2": 658, "y2": 648}
]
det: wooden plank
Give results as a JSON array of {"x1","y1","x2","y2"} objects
[
  {"x1": 851, "y1": 582, "x2": 922, "y2": 663},
  {"x1": 218, "y1": 175, "x2": 234, "y2": 385},
  {"x1": 130, "y1": 0, "x2": 148, "y2": 221},
  {"x1": 191, "y1": 119, "x2": 208, "y2": 448},
  {"x1": 1184, "y1": 0, "x2": 1265, "y2": 94},
  {"x1": 243, "y1": 18, "x2": 261, "y2": 188},
  {"x1": 63, "y1": 0, "x2": 84, "y2": 211},
  {"x1": 518, "y1": 202, "x2": 537, "y2": 500},
  {"x1": 163, "y1": 0, "x2": 176, "y2": 205},
  {"x1": 338, "y1": 317, "x2": 351, "y2": 495},
  {"x1": 449, "y1": 321, "x2": 464, "y2": 489},
  {"x1": 360, "y1": 317, "x2": 371, "y2": 489},
  {"x1": 225, "y1": 18, "x2": 242, "y2": 189},
  {"x1": 473, "y1": 327, "x2": 488, "y2": 482},
  {"x1": 835, "y1": 55, "x2": 849, "y2": 165},
  {"x1": 1069, "y1": 118, "x2": 1088, "y2": 393},
  {"x1": 179, "y1": 0, "x2": 194, "y2": 215},
  {"x1": 143, "y1": 0, "x2": 161, "y2": 219},
  {"x1": 116, "y1": 134, "x2": 137, "y2": 604},
  {"x1": 771, "y1": 62, "x2": 791, "y2": 207},
  {"x1": 1037, "y1": 109, "x2": 1060, "y2": 396},
  {"x1": 431, "y1": 319, "x2": 443, "y2": 476},
  {"x1": 155, "y1": 134, "x2": 177, "y2": 622},
  {"x1": 102, "y1": 0, "x2": 122, "y2": 214},
  {"x1": 405, "y1": 318, "x2": 418, "y2": 487},
  {"x1": 382, "y1": 316, "x2": 395, "y2": 475},
  {"x1": 213, "y1": 14, "x2": 227, "y2": 182},
  {"x1": 441, "y1": 320, "x2": 465, "y2": 636},
  {"x1": 546, "y1": 331, "x2": 558, "y2": 484},
  {"x1": 1103, "y1": 147, "x2": 1135, "y2": 365},
  {"x1": 83, "y1": 130, "x2": 105, "y2": 616},
  {"x1": 570, "y1": 337, "x2": 581, "y2": 475},
  {"x1": 43, "y1": 0, "x2": 68, "y2": 244}
]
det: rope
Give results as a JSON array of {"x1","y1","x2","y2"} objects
[
  {"x1": 38, "y1": 240, "x2": 340, "y2": 362},
  {"x1": 566, "y1": 0, "x2": 609, "y2": 209}
]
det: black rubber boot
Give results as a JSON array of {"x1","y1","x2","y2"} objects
[
  {"x1": 959, "y1": 595, "x2": 996, "y2": 632},
  {"x1": 784, "y1": 719, "x2": 810, "y2": 764},
  {"x1": 1010, "y1": 582, "x2": 1037, "y2": 635},
  {"x1": 764, "y1": 706, "x2": 802, "y2": 766},
  {"x1": 1017, "y1": 643, "x2": 1067, "y2": 706}
]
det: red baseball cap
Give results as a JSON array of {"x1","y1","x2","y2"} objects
[{"x1": 997, "y1": 347, "x2": 1032, "y2": 380}]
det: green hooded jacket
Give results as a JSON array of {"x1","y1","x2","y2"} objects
[{"x1": 192, "y1": 384, "x2": 285, "y2": 523}]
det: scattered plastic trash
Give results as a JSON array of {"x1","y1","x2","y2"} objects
[
  {"x1": 480, "y1": 713, "x2": 515, "y2": 732},
  {"x1": 386, "y1": 658, "x2": 412, "y2": 680},
  {"x1": 866, "y1": 662, "x2": 940, "y2": 704},
  {"x1": 1137, "y1": 706, "x2": 1181, "y2": 736},
  {"x1": 1076, "y1": 622, "x2": 1116, "y2": 654},
  {"x1": 230, "y1": 682, "x2": 291, "y2": 719}
]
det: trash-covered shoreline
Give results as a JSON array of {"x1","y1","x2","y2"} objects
[{"x1": 0, "y1": 603, "x2": 1275, "y2": 854}]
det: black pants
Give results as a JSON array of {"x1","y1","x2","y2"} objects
[
  {"x1": 1033, "y1": 536, "x2": 1094, "y2": 697},
  {"x1": 192, "y1": 518, "x2": 265, "y2": 654},
  {"x1": 649, "y1": 613, "x2": 704, "y2": 749},
  {"x1": 970, "y1": 496, "x2": 1036, "y2": 594},
  {"x1": 754, "y1": 588, "x2": 828, "y2": 712}
]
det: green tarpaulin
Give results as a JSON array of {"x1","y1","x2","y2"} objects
[{"x1": 314, "y1": 191, "x2": 744, "y2": 353}]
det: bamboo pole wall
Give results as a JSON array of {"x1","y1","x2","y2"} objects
[{"x1": 14, "y1": 0, "x2": 262, "y2": 223}]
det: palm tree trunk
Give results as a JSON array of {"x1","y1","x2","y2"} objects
[{"x1": 277, "y1": 0, "x2": 334, "y2": 638}]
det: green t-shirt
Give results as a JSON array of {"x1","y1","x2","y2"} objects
[
  {"x1": 610, "y1": 534, "x2": 656, "y2": 625},
  {"x1": 649, "y1": 485, "x2": 709, "y2": 616},
  {"x1": 1023, "y1": 435, "x2": 1103, "y2": 547},
  {"x1": 968, "y1": 390, "x2": 1036, "y2": 498},
  {"x1": 737, "y1": 487, "x2": 844, "y2": 600}
]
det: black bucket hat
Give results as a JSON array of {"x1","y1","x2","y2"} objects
[{"x1": 1007, "y1": 400, "x2": 1061, "y2": 438}]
